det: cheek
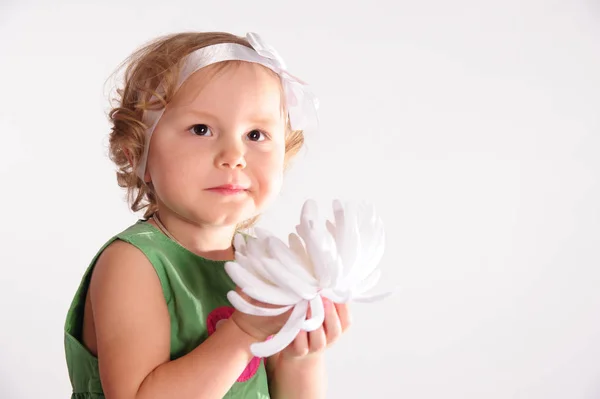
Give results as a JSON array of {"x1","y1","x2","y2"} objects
[
  {"x1": 254, "y1": 150, "x2": 285, "y2": 197},
  {"x1": 266, "y1": 169, "x2": 284, "y2": 196},
  {"x1": 152, "y1": 129, "x2": 210, "y2": 171},
  {"x1": 148, "y1": 135, "x2": 211, "y2": 198}
]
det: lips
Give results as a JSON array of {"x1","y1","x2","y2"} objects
[
  {"x1": 206, "y1": 184, "x2": 249, "y2": 195},
  {"x1": 209, "y1": 184, "x2": 248, "y2": 190}
]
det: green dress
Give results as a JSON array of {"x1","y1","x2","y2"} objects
[{"x1": 64, "y1": 220, "x2": 270, "y2": 399}]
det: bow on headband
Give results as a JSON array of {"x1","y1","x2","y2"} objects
[
  {"x1": 137, "y1": 32, "x2": 319, "y2": 179},
  {"x1": 246, "y1": 32, "x2": 319, "y2": 133}
]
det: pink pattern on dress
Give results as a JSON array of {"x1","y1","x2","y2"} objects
[{"x1": 206, "y1": 306, "x2": 262, "y2": 382}]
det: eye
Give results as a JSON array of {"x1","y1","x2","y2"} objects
[
  {"x1": 189, "y1": 124, "x2": 213, "y2": 136},
  {"x1": 247, "y1": 129, "x2": 266, "y2": 142}
]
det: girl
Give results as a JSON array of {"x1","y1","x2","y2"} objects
[{"x1": 64, "y1": 31, "x2": 351, "y2": 399}]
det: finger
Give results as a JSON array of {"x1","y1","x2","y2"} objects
[
  {"x1": 323, "y1": 298, "x2": 342, "y2": 345},
  {"x1": 289, "y1": 330, "x2": 309, "y2": 357},
  {"x1": 334, "y1": 302, "x2": 352, "y2": 332},
  {"x1": 308, "y1": 326, "x2": 327, "y2": 353}
]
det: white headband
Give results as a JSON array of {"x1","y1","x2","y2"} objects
[{"x1": 137, "y1": 32, "x2": 319, "y2": 179}]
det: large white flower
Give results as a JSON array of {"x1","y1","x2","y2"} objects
[{"x1": 224, "y1": 199, "x2": 392, "y2": 358}]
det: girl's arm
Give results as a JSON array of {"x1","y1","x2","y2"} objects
[
  {"x1": 90, "y1": 240, "x2": 259, "y2": 399},
  {"x1": 267, "y1": 352, "x2": 327, "y2": 399}
]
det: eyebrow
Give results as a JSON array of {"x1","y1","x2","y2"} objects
[
  {"x1": 177, "y1": 107, "x2": 282, "y2": 126},
  {"x1": 174, "y1": 107, "x2": 218, "y2": 122}
]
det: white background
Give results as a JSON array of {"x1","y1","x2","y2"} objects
[{"x1": 1, "y1": 0, "x2": 599, "y2": 398}]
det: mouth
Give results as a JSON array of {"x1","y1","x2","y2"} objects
[{"x1": 206, "y1": 184, "x2": 249, "y2": 195}]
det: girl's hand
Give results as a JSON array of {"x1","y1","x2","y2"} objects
[
  {"x1": 280, "y1": 297, "x2": 351, "y2": 359},
  {"x1": 229, "y1": 290, "x2": 351, "y2": 358}
]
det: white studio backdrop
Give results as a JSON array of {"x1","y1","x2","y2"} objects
[{"x1": 0, "y1": 0, "x2": 599, "y2": 398}]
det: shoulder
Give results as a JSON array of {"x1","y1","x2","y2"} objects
[
  {"x1": 96, "y1": 221, "x2": 173, "y2": 299},
  {"x1": 92, "y1": 237, "x2": 157, "y2": 286},
  {"x1": 90, "y1": 239, "x2": 165, "y2": 309},
  {"x1": 95, "y1": 238, "x2": 149, "y2": 268}
]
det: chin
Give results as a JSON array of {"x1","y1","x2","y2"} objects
[
  {"x1": 191, "y1": 191, "x2": 274, "y2": 227},
  {"x1": 196, "y1": 206, "x2": 258, "y2": 228}
]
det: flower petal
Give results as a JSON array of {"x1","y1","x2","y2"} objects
[
  {"x1": 242, "y1": 286, "x2": 301, "y2": 307},
  {"x1": 296, "y1": 221, "x2": 334, "y2": 287},
  {"x1": 250, "y1": 300, "x2": 309, "y2": 358},
  {"x1": 302, "y1": 296, "x2": 325, "y2": 331},
  {"x1": 234, "y1": 252, "x2": 275, "y2": 285},
  {"x1": 288, "y1": 233, "x2": 314, "y2": 276},
  {"x1": 233, "y1": 233, "x2": 248, "y2": 256},
  {"x1": 325, "y1": 220, "x2": 336, "y2": 240},
  {"x1": 225, "y1": 261, "x2": 300, "y2": 305},
  {"x1": 227, "y1": 290, "x2": 293, "y2": 316},
  {"x1": 260, "y1": 256, "x2": 318, "y2": 300},
  {"x1": 332, "y1": 200, "x2": 361, "y2": 282},
  {"x1": 320, "y1": 288, "x2": 349, "y2": 303},
  {"x1": 267, "y1": 236, "x2": 318, "y2": 285}
]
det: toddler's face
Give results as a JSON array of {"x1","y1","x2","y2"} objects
[{"x1": 146, "y1": 62, "x2": 286, "y2": 227}]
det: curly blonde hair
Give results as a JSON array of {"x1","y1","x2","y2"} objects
[{"x1": 106, "y1": 32, "x2": 304, "y2": 223}]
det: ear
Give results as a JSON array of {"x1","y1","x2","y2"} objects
[
  {"x1": 144, "y1": 167, "x2": 152, "y2": 183},
  {"x1": 123, "y1": 148, "x2": 134, "y2": 168},
  {"x1": 123, "y1": 148, "x2": 152, "y2": 183}
]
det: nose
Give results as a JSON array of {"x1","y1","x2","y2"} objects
[{"x1": 215, "y1": 138, "x2": 247, "y2": 170}]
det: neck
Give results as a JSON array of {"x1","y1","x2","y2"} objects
[{"x1": 151, "y1": 208, "x2": 237, "y2": 261}]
